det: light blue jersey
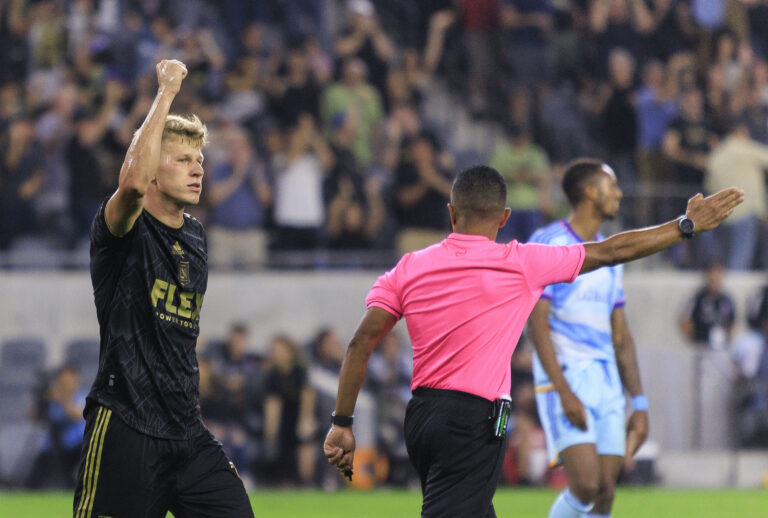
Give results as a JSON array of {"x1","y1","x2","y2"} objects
[
  {"x1": 528, "y1": 220, "x2": 625, "y2": 388},
  {"x1": 529, "y1": 219, "x2": 627, "y2": 463}
]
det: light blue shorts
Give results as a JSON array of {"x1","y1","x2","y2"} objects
[{"x1": 535, "y1": 360, "x2": 626, "y2": 466}]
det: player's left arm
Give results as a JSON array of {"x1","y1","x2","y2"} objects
[
  {"x1": 324, "y1": 307, "x2": 397, "y2": 475},
  {"x1": 611, "y1": 307, "x2": 649, "y2": 462}
]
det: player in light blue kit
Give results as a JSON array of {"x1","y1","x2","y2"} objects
[{"x1": 527, "y1": 159, "x2": 649, "y2": 518}]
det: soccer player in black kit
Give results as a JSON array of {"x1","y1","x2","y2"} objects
[{"x1": 73, "y1": 60, "x2": 253, "y2": 518}]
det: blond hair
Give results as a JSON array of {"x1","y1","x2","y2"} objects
[{"x1": 162, "y1": 114, "x2": 208, "y2": 148}]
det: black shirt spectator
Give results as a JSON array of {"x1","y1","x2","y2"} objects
[
  {"x1": 393, "y1": 132, "x2": 453, "y2": 230},
  {"x1": 680, "y1": 263, "x2": 735, "y2": 348}
]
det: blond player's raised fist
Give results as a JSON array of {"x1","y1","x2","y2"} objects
[{"x1": 156, "y1": 59, "x2": 188, "y2": 95}]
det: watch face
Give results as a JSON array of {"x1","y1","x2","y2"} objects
[{"x1": 680, "y1": 218, "x2": 694, "y2": 234}]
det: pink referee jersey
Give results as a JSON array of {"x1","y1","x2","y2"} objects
[{"x1": 366, "y1": 233, "x2": 585, "y2": 401}]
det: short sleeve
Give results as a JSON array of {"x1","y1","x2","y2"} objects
[
  {"x1": 612, "y1": 265, "x2": 626, "y2": 309},
  {"x1": 541, "y1": 284, "x2": 554, "y2": 301},
  {"x1": 365, "y1": 265, "x2": 403, "y2": 319},
  {"x1": 518, "y1": 242, "x2": 585, "y2": 291},
  {"x1": 90, "y1": 198, "x2": 122, "y2": 248}
]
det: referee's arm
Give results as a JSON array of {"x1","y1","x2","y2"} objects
[
  {"x1": 580, "y1": 187, "x2": 743, "y2": 273},
  {"x1": 324, "y1": 308, "x2": 397, "y2": 473}
]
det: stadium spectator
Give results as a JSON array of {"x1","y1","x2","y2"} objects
[
  {"x1": 662, "y1": 86, "x2": 717, "y2": 265},
  {"x1": 0, "y1": 116, "x2": 45, "y2": 250},
  {"x1": 206, "y1": 324, "x2": 265, "y2": 488},
  {"x1": 461, "y1": 0, "x2": 503, "y2": 118},
  {"x1": 588, "y1": 0, "x2": 653, "y2": 75},
  {"x1": 501, "y1": 0, "x2": 554, "y2": 89},
  {"x1": 366, "y1": 331, "x2": 413, "y2": 486},
  {"x1": 268, "y1": 39, "x2": 324, "y2": 128},
  {"x1": 705, "y1": 122, "x2": 768, "y2": 270},
  {"x1": 263, "y1": 335, "x2": 317, "y2": 486},
  {"x1": 26, "y1": 365, "x2": 86, "y2": 489},
  {"x1": 2, "y1": 0, "x2": 767, "y2": 270},
  {"x1": 335, "y1": 0, "x2": 396, "y2": 100},
  {"x1": 489, "y1": 123, "x2": 550, "y2": 242},
  {"x1": 599, "y1": 48, "x2": 638, "y2": 188},
  {"x1": 732, "y1": 284, "x2": 768, "y2": 447},
  {"x1": 271, "y1": 114, "x2": 334, "y2": 251},
  {"x1": 66, "y1": 80, "x2": 125, "y2": 242},
  {"x1": 635, "y1": 58, "x2": 679, "y2": 225},
  {"x1": 307, "y1": 327, "x2": 348, "y2": 489},
  {"x1": 679, "y1": 262, "x2": 735, "y2": 349},
  {"x1": 206, "y1": 125, "x2": 272, "y2": 269},
  {"x1": 326, "y1": 175, "x2": 386, "y2": 251},
  {"x1": 320, "y1": 58, "x2": 384, "y2": 168},
  {"x1": 393, "y1": 131, "x2": 453, "y2": 254}
]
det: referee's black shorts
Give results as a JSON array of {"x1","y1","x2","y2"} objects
[
  {"x1": 404, "y1": 388, "x2": 507, "y2": 518},
  {"x1": 73, "y1": 405, "x2": 253, "y2": 518}
]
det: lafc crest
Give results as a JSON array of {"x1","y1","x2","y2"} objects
[{"x1": 178, "y1": 260, "x2": 190, "y2": 286}]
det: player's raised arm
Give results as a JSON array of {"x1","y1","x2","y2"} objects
[
  {"x1": 580, "y1": 187, "x2": 744, "y2": 273},
  {"x1": 105, "y1": 59, "x2": 187, "y2": 236}
]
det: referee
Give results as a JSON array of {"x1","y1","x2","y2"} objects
[
  {"x1": 73, "y1": 60, "x2": 252, "y2": 518},
  {"x1": 324, "y1": 165, "x2": 742, "y2": 517}
]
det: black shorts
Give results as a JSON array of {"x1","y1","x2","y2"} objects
[
  {"x1": 404, "y1": 388, "x2": 507, "y2": 518},
  {"x1": 73, "y1": 405, "x2": 253, "y2": 518}
]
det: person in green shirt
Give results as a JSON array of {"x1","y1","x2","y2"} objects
[
  {"x1": 489, "y1": 123, "x2": 551, "y2": 242},
  {"x1": 320, "y1": 58, "x2": 384, "y2": 168}
]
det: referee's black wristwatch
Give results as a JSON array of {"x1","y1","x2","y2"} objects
[
  {"x1": 331, "y1": 412, "x2": 354, "y2": 427},
  {"x1": 677, "y1": 215, "x2": 695, "y2": 239}
]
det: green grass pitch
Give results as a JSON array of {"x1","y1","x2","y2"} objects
[{"x1": 1, "y1": 488, "x2": 766, "y2": 517}]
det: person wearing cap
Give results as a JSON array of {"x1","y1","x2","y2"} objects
[{"x1": 324, "y1": 164, "x2": 743, "y2": 517}]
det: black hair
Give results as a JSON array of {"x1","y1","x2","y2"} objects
[
  {"x1": 451, "y1": 165, "x2": 507, "y2": 222},
  {"x1": 562, "y1": 158, "x2": 605, "y2": 207}
]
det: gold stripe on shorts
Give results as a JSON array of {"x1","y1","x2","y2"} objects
[
  {"x1": 75, "y1": 407, "x2": 104, "y2": 518},
  {"x1": 75, "y1": 407, "x2": 112, "y2": 518}
]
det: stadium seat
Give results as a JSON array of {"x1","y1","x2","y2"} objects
[
  {"x1": 65, "y1": 338, "x2": 100, "y2": 385},
  {"x1": 0, "y1": 383, "x2": 36, "y2": 424},
  {"x1": 0, "y1": 338, "x2": 46, "y2": 371},
  {"x1": 0, "y1": 365, "x2": 41, "y2": 392}
]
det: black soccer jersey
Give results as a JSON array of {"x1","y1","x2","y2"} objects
[{"x1": 87, "y1": 200, "x2": 208, "y2": 439}]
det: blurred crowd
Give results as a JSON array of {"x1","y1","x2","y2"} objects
[{"x1": 3, "y1": 0, "x2": 768, "y2": 268}]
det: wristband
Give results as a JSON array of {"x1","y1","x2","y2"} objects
[
  {"x1": 331, "y1": 412, "x2": 354, "y2": 427},
  {"x1": 632, "y1": 395, "x2": 649, "y2": 412}
]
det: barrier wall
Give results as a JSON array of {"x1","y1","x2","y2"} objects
[{"x1": 0, "y1": 270, "x2": 764, "y2": 453}]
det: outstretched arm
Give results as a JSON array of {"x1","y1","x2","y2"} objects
[
  {"x1": 580, "y1": 188, "x2": 743, "y2": 273},
  {"x1": 323, "y1": 308, "x2": 397, "y2": 475},
  {"x1": 104, "y1": 60, "x2": 187, "y2": 236}
]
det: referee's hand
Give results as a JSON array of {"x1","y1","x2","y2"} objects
[
  {"x1": 324, "y1": 425, "x2": 356, "y2": 477},
  {"x1": 685, "y1": 187, "x2": 745, "y2": 232}
]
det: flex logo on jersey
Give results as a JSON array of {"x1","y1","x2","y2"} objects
[{"x1": 150, "y1": 278, "x2": 204, "y2": 330}]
